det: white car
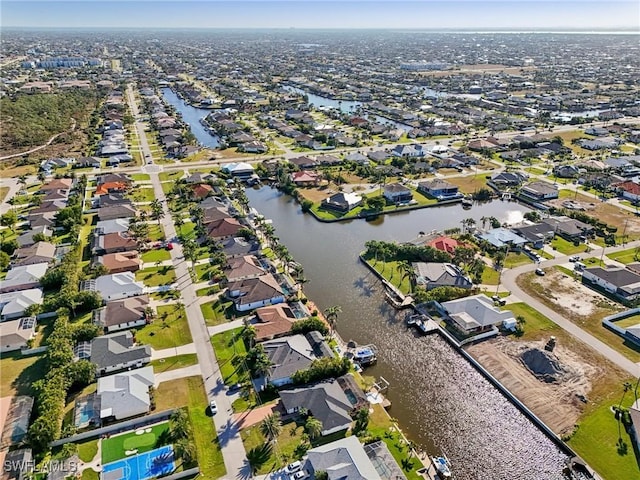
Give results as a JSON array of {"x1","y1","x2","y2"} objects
[
  {"x1": 535, "y1": 268, "x2": 545, "y2": 276},
  {"x1": 289, "y1": 472, "x2": 305, "y2": 480},
  {"x1": 285, "y1": 461, "x2": 302, "y2": 473},
  {"x1": 209, "y1": 400, "x2": 218, "y2": 415}
]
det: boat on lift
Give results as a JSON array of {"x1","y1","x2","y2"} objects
[{"x1": 432, "y1": 455, "x2": 452, "y2": 478}]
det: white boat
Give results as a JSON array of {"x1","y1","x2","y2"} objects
[{"x1": 432, "y1": 455, "x2": 452, "y2": 478}]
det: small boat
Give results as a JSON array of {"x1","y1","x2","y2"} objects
[
  {"x1": 461, "y1": 197, "x2": 473, "y2": 208},
  {"x1": 432, "y1": 455, "x2": 452, "y2": 478},
  {"x1": 353, "y1": 345, "x2": 377, "y2": 366}
]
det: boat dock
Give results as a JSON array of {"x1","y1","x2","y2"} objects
[{"x1": 406, "y1": 313, "x2": 439, "y2": 334}]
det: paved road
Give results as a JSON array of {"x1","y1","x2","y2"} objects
[
  {"x1": 501, "y1": 240, "x2": 640, "y2": 378},
  {"x1": 127, "y1": 84, "x2": 249, "y2": 479}
]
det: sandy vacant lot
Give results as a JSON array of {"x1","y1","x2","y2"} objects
[{"x1": 467, "y1": 337, "x2": 602, "y2": 436}]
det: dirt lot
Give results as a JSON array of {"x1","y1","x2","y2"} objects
[{"x1": 467, "y1": 337, "x2": 602, "y2": 436}]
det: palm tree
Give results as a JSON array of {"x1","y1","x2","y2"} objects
[
  {"x1": 305, "y1": 416, "x2": 323, "y2": 441},
  {"x1": 143, "y1": 307, "x2": 156, "y2": 322},
  {"x1": 396, "y1": 260, "x2": 414, "y2": 290},
  {"x1": 259, "y1": 412, "x2": 282, "y2": 443},
  {"x1": 242, "y1": 325, "x2": 257, "y2": 348},
  {"x1": 246, "y1": 443, "x2": 273, "y2": 475},
  {"x1": 151, "y1": 199, "x2": 164, "y2": 224},
  {"x1": 324, "y1": 305, "x2": 342, "y2": 335}
]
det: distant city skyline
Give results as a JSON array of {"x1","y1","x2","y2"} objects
[{"x1": 3, "y1": 1, "x2": 639, "y2": 30}]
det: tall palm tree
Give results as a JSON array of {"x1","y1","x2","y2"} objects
[
  {"x1": 324, "y1": 305, "x2": 342, "y2": 335},
  {"x1": 396, "y1": 260, "x2": 414, "y2": 287},
  {"x1": 259, "y1": 413, "x2": 282, "y2": 443},
  {"x1": 305, "y1": 416, "x2": 323, "y2": 441}
]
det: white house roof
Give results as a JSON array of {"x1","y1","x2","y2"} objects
[
  {"x1": 96, "y1": 218, "x2": 133, "y2": 234},
  {"x1": 441, "y1": 294, "x2": 515, "y2": 331},
  {"x1": 94, "y1": 272, "x2": 144, "y2": 297},
  {"x1": 1, "y1": 263, "x2": 49, "y2": 290},
  {"x1": 0, "y1": 289, "x2": 43, "y2": 318},
  {"x1": 97, "y1": 366, "x2": 154, "y2": 419},
  {"x1": 222, "y1": 162, "x2": 254, "y2": 173},
  {"x1": 306, "y1": 435, "x2": 381, "y2": 480}
]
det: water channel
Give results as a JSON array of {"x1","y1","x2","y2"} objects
[
  {"x1": 162, "y1": 90, "x2": 576, "y2": 479},
  {"x1": 246, "y1": 187, "x2": 573, "y2": 480},
  {"x1": 161, "y1": 88, "x2": 220, "y2": 148}
]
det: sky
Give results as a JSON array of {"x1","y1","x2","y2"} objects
[{"x1": 2, "y1": 0, "x2": 639, "y2": 30}]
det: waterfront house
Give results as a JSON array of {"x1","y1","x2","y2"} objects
[
  {"x1": 221, "y1": 237, "x2": 261, "y2": 258},
  {"x1": 519, "y1": 181, "x2": 559, "y2": 201},
  {"x1": 280, "y1": 379, "x2": 354, "y2": 436},
  {"x1": 227, "y1": 274, "x2": 285, "y2": 312},
  {"x1": 254, "y1": 304, "x2": 298, "y2": 341},
  {"x1": 412, "y1": 262, "x2": 473, "y2": 290},
  {"x1": 383, "y1": 183, "x2": 413, "y2": 204},
  {"x1": 478, "y1": 228, "x2": 527, "y2": 249},
  {"x1": 417, "y1": 179, "x2": 461, "y2": 200},
  {"x1": 97, "y1": 366, "x2": 154, "y2": 421},
  {"x1": 291, "y1": 170, "x2": 321, "y2": 187},
  {"x1": 88, "y1": 330, "x2": 151, "y2": 376},
  {"x1": 83, "y1": 272, "x2": 144, "y2": 302},
  {"x1": 0, "y1": 289, "x2": 43, "y2": 320},
  {"x1": 490, "y1": 171, "x2": 527, "y2": 188},
  {"x1": 511, "y1": 223, "x2": 555, "y2": 249},
  {"x1": 321, "y1": 192, "x2": 363, "y2": 212},
  {"x1": 12, "y1": 242, "x2": 56, "y2": 267},
  {"x1": 440, "y1": 294, "x2": 516, "y2": 333},
  {"x1": 0, "y1": 263, "x2": 48, "y2": 293},
  {"x1": 224, "y1": 255, "x2": 265, "y2": 283},
  {"x1": 0, "y1": 317, "x2": 37, "y2": 353},
  {"x1": 304, "y1": 436, "x2": 383, "y2": 480},
  {"x1": 426, "y1": 236, "x2": 461, "y2": 255},
  {"x1": 205, "y1": 217, "x2": 243, "y2": 241},
  {"x1": 221, "y1": 162, "x2": 254, "y2": 180},
  {"x1": 582, "y1": 267, "x2": 640, "y2": 302},
  {"x1": 261, "y1": 333, "x2": 328, "y2": 387},
  {"x1": 94, "y1": 295, "x2": 150, "y2": 333}
]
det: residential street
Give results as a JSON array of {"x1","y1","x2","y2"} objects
[
  {"x1": 127, "y1": 85, "x2": 249, "y2": 479},
  {"x1": 501, "y1": 240, "x2": 640, "y2": 378}
]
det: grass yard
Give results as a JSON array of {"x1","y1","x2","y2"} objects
[
  {"x1": 81, "y1": 469, "x2": 99, "y2": 480},
  {"x1": 550, "y1": 236, "x2": 588, "y2": 255},
  {"x1": 155, "y1": 376, "x2": 225, "y2": 478},
  {"x1": 607, "y1": 247, "x2": 639, "y2": 265},
  {"x1": 150, "y1": 354, "x2": 199, "y2": 373},
  {"x1": 504, "y1": 252, "x2": 533, "y2": 268},
  {"x1": 194, "y1": 263, "x2": 221, "y2": 283},
  {"x1": 135, "y1": 266, "x2": 176, "y2": 287},
  {"x1": 101, "y1": 422, "x2": 171, "y2": 464},
  {"x1": 445, "y1": 174, "x2": 490, "y2": 194},
  {"x1": 178, "y1": 222, "x2": 197, "y2": 240},
  {"x1": 140, "y1": 248, "x2": 172, "y2": 263},
  {"x1": 159, "y1": 171, "x2": 184, "y2": 182},
  {"x1": 0, "y1": 353, "x2": 47, "y2": 397},
  {"x1": 502, "y1": 302, "x2": 561, "y2": 341},
  {"x1": 361, "y1": 257, "x2": 412, "y2": 294},
  {"x1": 0, "y1": 187, "x2": 9, "y2": 203},
  {"x1": 211, "y1": 328, "x2": 249, "y2": 385},
  {"x1": 136, "y1": 304, "x2": 192, "y2": 349},
  {"x1": 77, "y1": 439, "x2": 99, "y2": 462},
  {"x1": 481, "y1": 267, "x2": 501, "y2": 285},
  {"x1": 147, "y1": 223, "x2": 165, "y2": 242},
  {"x1": 130, "y1": 173, "x2": 150, "y2": 182},
  {"x1": 128, "y1": 188, "x2": 156, "y2": 203},
  {"x1": 612, "y1": 313, "x2": 640, "y2": 330},
  {"x1": 196, "y1": 285, "x2": 220, "y2": 297}
]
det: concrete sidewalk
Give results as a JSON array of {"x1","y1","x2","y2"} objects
[
  {"x1": 151, "y1": 343, "x2": 197, "y2": 360},
  {"x1": 155, "y1": 364, "x2": 202, "y2": 386}
]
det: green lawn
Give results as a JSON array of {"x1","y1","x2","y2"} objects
[
  {"x1": 150, "y1": 354, "x2": 199, "y2": 373},
  {"x1": 159, "y1": 171, "x2": 184, "y2": 182},
  {"x1": 147, "y1": 223, "x2": 165, "y2": 242},
  {"x1": 129, "y1": 188, "x2": 156, "y2": 203},
  {"x1": 196, "y1": 285, "x2": 221, "y2": 297},
  {"x1": 194, "y1": 263, "x2": 222, "y2": 283},
  {"x1": 178, "y1": 222, "x2": 197, "y2": 240},
  {"x1": 101, "y1": 422, "x2": 170, "y2": 464},
  {"x1": 504, "y1": 252, "x2": 533, "y2": 268},
  {"x1": 82, "y1": 469, "x2": 99, "y2": 480},
  {"x1": 130, "y1": 173, "x2": 150, "y2": 181},
  {"x1": 155, "y1": 376, "x2": 226, "y2": 478},
  {"x1": 136, "y1": 305, "x2": 192, "y2": 349},
  {"x1": 550, "y1": 236, "x2": 588, "y2": 255},
  {"x1": 0, "y1": 353, "x2": 47, "y2": 397},
  {"x1": 77, "y1": 439, "x2": 99, "y2": 462},
  {"x1": 135, "y1": 266, "x2": 176, "y2": 287},
  {"x1": 201, "y1": 299, "x2": 235, "y2": 326},
  {"x1": 612, "y1": 313, "x2": 640, "y2": 329},
  {"x1": 140, "y1": 248, "x2": 171, "y2": 263},
  {"x1": 362, "y1": 257, "x2": 412, "y2": 294},
  {"x1": 211, "y1": 328, "x2": 249, "y2": 385},
  {"x1": 481, "y1": 267, "x2": 501, "y2": 285},
  {"x1": 607, "y1": 247, "x2": 639, "y2": 265},
  {"x1": 502, "y1": 302, "x2": 561, "y2": 341}
]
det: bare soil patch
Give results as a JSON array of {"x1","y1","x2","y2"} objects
[{"x1": 467, "y1": 337, "x2": 601, "y2": 435}]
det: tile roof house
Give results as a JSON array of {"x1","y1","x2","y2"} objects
[
  {"x1": 441, "y1": 294, "x2": 515, "y2": 333},
  {"x1": 84, "y1": 272, "x2": 144, "y2": 302},
  {"x1": 254, "y1": 304, "x2": 298, "y2": 341},
  {"x1": 94, "y1": 295, "x2": 150, "y2": 333},
  {"x1": 0, "y1": 289, "x2": 43, "y2": 320},
  {"x1": 426, "y1": 236, "x2": 460, "y2": 255},
  {"x1": 304, "y1": 436, "x2": 382, "y2": 480},
  {"x1": 92, "y1": 232, "x2": 138, "y2": 255},
  {"x1": 321, "y1": 192, "x2": 363, "y2": 212},
  {"x1": 12, "y1": 242, "x2": 56, "y2": 267},
  {"x1": 291, "y1": 171, "x2": 321, "y2": 186},
  {"x1": 97, "y1": 366, "x2": 155, "y2": 420},
  {"x1": 95, "y1": 181, "x2": 129, "y2": 196},
  {"x1": 0, "y1": 317, "x2": 37, "y2": 353},
  {"x1": 280, "y1": 379, "x2": 354, "y2": 436},
  {"x1": 417, "y1": 179, "x2": 461, "y2": 200},
  {"x1": 0, "y1": 263, "x2": 49, "y2": 293},
  {"x1": 89, "y1": 330, "x2": 151, "y2": 376},
  {"x1": 190, "y1": 183, "x2": 214, "y2": 200},
  {"x1": 98, "y1": 251, "x2": 142, "y2": 274},
  {"x1": 614, "y1": 180, "x2": 640, "y2": 202},
  {"x1": 582, "y1": 267, "x2": 640, "y2": 302},
  {"x1": 224, "y1": 255, "x2": 265, "y2": 282},
  {"x1": 412, "y1": 262, "x2": 473, "y2": 290},
  {"x1": 261, "y1": 333, "x2": 329, "y2": 387},
  {"x1": 40, "y1": 178, "x2": 73, "y2": 191},
  {"x1": 383, "y1": 183, "x2": 413, "y2": 204},
  {"x1": 227, "y1": 274, "x2": 285, "y2": 312},
  {"x1": 206, "y1": 217, "x2": 243, "y2": 240}
]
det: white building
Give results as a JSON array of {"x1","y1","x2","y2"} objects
[
  {"x1": 85, "y1": 272, "x2": 145, "y2": 302},
  {"x1": 97, "y1": 366, "x2": 155, "y2": 420},
  {"x1": 0, "y1": 289, "x2": 43, "y2": 320}
]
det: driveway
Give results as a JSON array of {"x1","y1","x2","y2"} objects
[{"x1": 232, "y1": 401, "x2": 284, "y2": 430}]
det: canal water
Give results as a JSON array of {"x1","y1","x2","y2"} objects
[
  {"x1": 161, "y1": 88, "x2": 220, "y2": 148},
  {"x1": 246, "y1": 186, "x2": 574, "y2": 480},
  {"x1": 282, "y1": 85, "x2": 361, "y2": 113}
]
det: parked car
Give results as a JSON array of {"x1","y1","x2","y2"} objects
[
  {"x1": 285, "y1": 461, "x2": 302, "y2": 474},
  {"x1": 209, "y1": 400, "x2": 218, "y2": 415},
  {"x1": 228, "y1": 383, "x2": 243, "y2": 393},
  {"x1": 290, "y1": 472, "x2": 306, "y2": 480},
  {"x1": 166, "y1": 242, "x2": 174, "y2": 251},
  {"x1": 535, "y1": 268, "x2": 545, "y2": 276},
  {"x1": 569, "y1": 255, "x2": 581, "y2": 262}
]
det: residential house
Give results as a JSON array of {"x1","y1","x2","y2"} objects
[
  {"x1": 288, "y1": 156, "x2": 317, "y2": 169},
  {"x1": 582, "y1": 267, "x2": 640, "y2": 302},
  {"x1": 12, "y1": 242, "x2": 56, "y2": 267},
  {"x1": 391, "y1": 144, "x2": 425, "y2": 158},
  {"x1": 254, "y1": 304, "x2": 298, "y2": 341},
  {"x1": 98, "y1": 251, "x2": 142, "y2": 274},
  {"x1": 0, "y1": 289, "x2": 43, "y2": 320},
  {"x1": 221, "y1": 162, "x2": 254, "y2": 180},
  {"x1": 2, "y1": 449, "x2": 33, "y2": 480},
  {"x1": 614, "y1": 180, "x2": 640, "y2": 203},
  {"x1": 291, "y1": 171, "x2": 321, "y2": 187},
  {"x1": 224, "y1": 255, "x2": 265, "y2": 283},
  {"x1": 478, "y1": 228, "x2": 527, "y2": 249},
  {"x1": 440, "y1": 294, "x2": 516, "y2": 333},
  {"x1": 206, "y1": 217, "x2": 243, "y2": 241},
  {"x1": 541, "y1": 216, "x2": 594, "y2": 240},
  {"x1": 184, "y1": 172, "x2": 216, "y2": 184},
  {"x1": 280, "y1": 379, "x2": 354, "y2": 436},
  {"x1": 261, "y1": 333, "x2": 328, "y2": 387},
  {"x1": 97, "y1": 173, "x2": 132, "y2": 187},
  {"x1": 190, "y1": 183, "x2": 214, "y2": 200},
  {"x1": 630, "y1": 400, "x2": 640, "y2": 451},
  {"x1": 579, "y1": 137, "x2": 621, "y2": 150},
  {"x1": 92, "y1": 232, "x2": 138, "y2": 255},
  {"x1": 426, "y1": 236, "x2": 460, "y2": 255},
  {"x1": 227, "y1": 274, "x2": 285, "y2": 312},
  {"x1": 383, "y1": 183, "x2": 413, "y2": 204},
  {"x1": 315, "y1": 154, "x2": 341, "y2": 166},
  {"x1": 94, "y1": 295, "x2": 150, "y2": 333},
  {"x1": 321, "y1": 192, "x2": 363, "y2": 212},
  {"x1": 84, "y1": 272, "x2": 144, "y2": 302},
  {"x1": 97, "y1": 204, "x2": 137, "y2": 222},
  {"x1": 367, "y1": 150, "x2": 390, "y2": 163},
  {"x1": 0, "y1": 263, "x2": 48, "y2": 293},
  {"x1": 511, "y1": 223, "x2": 555, "y2": 249},
  {"x1": 95, "y1": 181, "x2": 129, "y2": 196},
  {"x1": 89, "y1": 330, "x2": 151, "y2": 376},
  {"x1": 27, "y1": 211, "x2": 56, "y2": 229},
  {"x1": 304, "y1": 436, "x2": 382, "y2": 480},
  {"x1": 221, "y1": 237, "x2": 261, "y2": 258},
  {"x1": 412, "y1": 262, "x2": 473, "y2": 290},
  {"x1": 417, "y1": 179, "x2": 461, "y2": 200},
  {"x1": 519, "y1": 181, "x2": 559, "y2": 201},
  {"x1": 97, "y1": 366, "x2": 155, "y2": 420},
  {"x1": 490, "y1": 171, "x2": 527, "y2": 188},
  {"x1": 17, "y1": 226, "x2": 53, "y2": 248},
  {"x1": 0, "y1": 317, "x2": 37, "y2": 353},
  {"x1": 345, "y1": 152, "x2": 369, "y2": 164},
  {"x1": 95, "y1": 218, "x2": 133, "y2": 235},
  {"x1": 553, "y1": 165, "x2": 580, "y2": 178},
  {"x1": 40, "y1": 178, "x2": 73, "y2": 192}
]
